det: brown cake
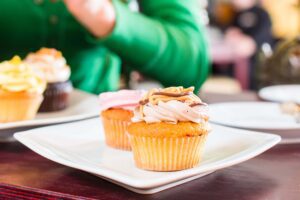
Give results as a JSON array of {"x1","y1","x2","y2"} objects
[{"x1": 25, "y1": 48, "x2": 73, "y2": 112}]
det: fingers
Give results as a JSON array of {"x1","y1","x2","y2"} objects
[
  {"x1": 63, "y1": 0, "x2": 116, "y2": 37},
  {"x1": 63, "y1": 0, "x2": 83, "y2": 13},
  {"x1": 85, "y1": 0, "x2": 105, "y2": 15}
]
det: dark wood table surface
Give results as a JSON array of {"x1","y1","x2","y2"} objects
[{"x1": 1, "y1": 92, "x2": 300, "y2": 200}]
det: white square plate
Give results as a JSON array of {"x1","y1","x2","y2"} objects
[
  {"x1": 14, "y1": 118, "x2": 280, "y2": 194},
  {"x1": 0, "y1": 90, "x2": 99, "y2": 130}
]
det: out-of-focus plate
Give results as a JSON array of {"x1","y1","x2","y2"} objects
[
  {"x1": 259, "y1": 85, "x2": 300, "y2": 103},
  {"x1": 209, "y1": 102, "x2": 300, "y2": 143},
  {"x1": 209, "y1": 102, "x2": 300, "y2": 130}
]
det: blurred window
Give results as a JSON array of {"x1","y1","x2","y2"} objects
[{"x1": 262, "y1": 0, "x2": 300, "y2": 39}]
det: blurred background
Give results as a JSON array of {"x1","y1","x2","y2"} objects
[{"x1": 130, "y1": 0, "x2": 300, "y2": 94}]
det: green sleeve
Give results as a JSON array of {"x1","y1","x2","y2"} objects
[{"x1": 98, "y1": 0, "x2": 210, "y2": 93}]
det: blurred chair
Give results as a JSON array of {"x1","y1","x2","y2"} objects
[
  {"x1": 209, "y1": 38, "x2": 251, "y2": 90},
  {"x1": 207, "y1": 26, "x2": 251, "y2": 90}
]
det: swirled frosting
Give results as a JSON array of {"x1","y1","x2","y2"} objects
[
  {"x1": 132, "y1": 87, "x2": 209, "y2": 123},
  {"x1": 0, "y1": 56, "x2": 46, "y2": 94},
  {"x1": 99, "y1": 90, "x2": 146, "y2": 112},
  {"x1": 25, "y1": 48, "x2": 71, "y2": 83}
]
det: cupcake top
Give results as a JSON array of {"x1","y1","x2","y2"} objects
[
  {"x1": 99, "y1": 90, "x2": 146, "y2": 112},
  {"x1": 25, "y1": 48, "x2": 71, "y2": 83},
  {"x1": 0, "y1": 56, "x2": 46, "y2": 94},
  {"x1": 280, "y1": 102, "x2": 300, "y2": 115},
  {"x1": 280, "y1": 102, "x2": 300, "y2": 123},
  {"x1": 132, "y1": 86, "x2": 209, "y2": 124}
]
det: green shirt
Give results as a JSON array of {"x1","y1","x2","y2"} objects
[{"x1": 0, "y1": 0, "x2": 209, "y2": 94}]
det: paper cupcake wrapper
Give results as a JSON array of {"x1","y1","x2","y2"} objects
[
  {"x1": 0, "y1": 94, "x2": 43, "y2": 123},
  {"x1": 101, "y1": 117, "x2": 131, "y2": 151},
  {"x1": 128, "y1": 133, "x2": 208, "y2": 171},
  {"x1": 39, "y1": 81, "x2": 73, "y2": 112}
]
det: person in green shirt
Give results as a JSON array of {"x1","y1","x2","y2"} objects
[{"x1": 0, "y1": 0, "x2": 209, "y2": 94}]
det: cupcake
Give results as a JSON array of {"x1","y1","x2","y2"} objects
[
  {"x1": 0, "y1": 56, "x2": 46, "y2": 122},
  {"x1": 25, "y1": 48, "x2": 73, "y2": 112},
  {"x1": 99, "y1": 90, "x2": 145, "y2": 150},
  {"x1": 280, "y1": 102, "x2": 300, "y2": 123},
  {"x1": 127, "y1": 86, "x2": 210, "y2": 171}
]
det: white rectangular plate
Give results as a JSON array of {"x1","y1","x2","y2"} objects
[
  {"x1": 0, "y1": 90, "x2": 99, "y2": 130},
  {"x1": 14, "y1": 118, "x2": 280, "y2": 194}
]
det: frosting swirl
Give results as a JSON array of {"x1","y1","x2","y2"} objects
[
  {"x1": 0, "y1": 56, "x2": 46, "y2": 94},
  {"x1": 99, "y1": 90, "x2": 146, "y2": 112},
  {"x1": 25, "y1": 48, "x2": 71, "y2": 83},
  {"x1": 132, "y1": 87, "x2": 209, "y2": 123}
]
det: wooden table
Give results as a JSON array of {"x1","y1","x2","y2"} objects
[{"x1": 1, "y1": 92, "x2": 300, "y2": 200}]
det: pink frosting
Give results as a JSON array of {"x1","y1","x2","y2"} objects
[{"x1": 99, "y1": 90, "x2": 145, "y2": 112}]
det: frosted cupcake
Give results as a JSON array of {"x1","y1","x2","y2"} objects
[
  {"x1": 0, "y1": 56, "x2": 46, "y2": 122},
  {"x1": 99, "y1": 90, "x2": 145, "y2": 150},
  {"x1": 127, "y1": 86, "x2": 210, "y2": 171},
  {"x1": 280, "y1": 102, "x2": 300, "y2": 123},
  {"x1": 25, "y1": 48, "x2": 73, "y2": 112}
]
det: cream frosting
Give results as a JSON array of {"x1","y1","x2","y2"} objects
[
  {"x1": 0, "y1": 56, "x2": 46, "y2": 94},
  {"x1": 99, "y1": 90, "x2": 146, "y2": 112},
  {"x1": 132, "y1": 100, "x2": 208, "y2": 123},
  {"x1": 280, "y1": 102, "x2": 300, "y2": 123},
  {"x1": 132, "y1": 87, "x2": 209, "y2": 124},
  {"x1": 25, "y1": 48, "x2": 70, "y2": 83}
]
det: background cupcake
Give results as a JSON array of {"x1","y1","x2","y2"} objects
[
  {"x1": 0, "y1": 56, "x2": 46, "y2": 122},
  {"x1": 128, "y1": 86, "x2": 210, "y2": 171},
  {"x1": 25, "y1": 48, "x2": 73, "y2": 112},
  {"x1": 99, "y1": 90, "x2": 145, "y2": 150}
]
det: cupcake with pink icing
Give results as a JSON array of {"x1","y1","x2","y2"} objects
[
  {"x1": 99, "y1": 90, "x2": 145, "y2": 150},
  {"x1": 25, "y1": 47, "x2": 73, "y2": 112}
]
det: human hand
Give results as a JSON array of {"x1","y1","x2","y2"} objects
[
  {"x1": 225, "y1": 28, "x2": 256, "y2": 58},
  {"x1": 224, "y1": 27, "x2": 243, "y2": 42},
  {"x1": 64, "y1": 0, "x2": 116, "y2": 37}
]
